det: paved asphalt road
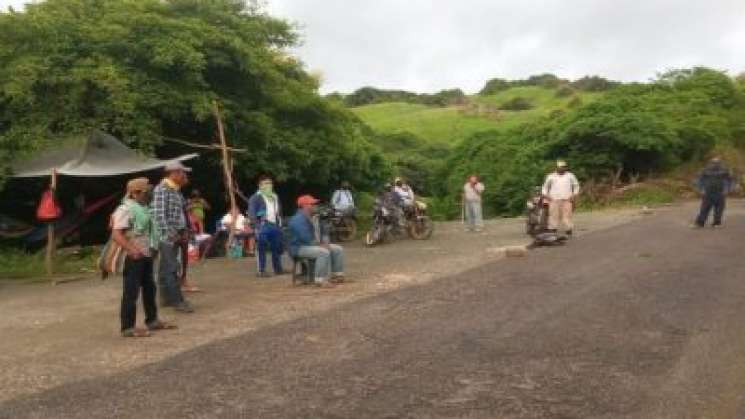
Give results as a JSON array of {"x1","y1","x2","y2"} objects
[{"x1": 4, "y1": 204, "x2": 745, "y2": 419}]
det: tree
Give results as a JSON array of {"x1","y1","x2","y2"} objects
[{"x1": 0, "y1": 0, "x2": 387, "y2": 193}]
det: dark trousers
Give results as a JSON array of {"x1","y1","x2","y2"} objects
[
  {"x1": 121, "y1": 256, "x2": 158, "y2": 331},
  {"x1": 158, "y1": 241, "x2": 185, "y2": 306},
  {"x1": 695, "y1": 194, "x2": 726, "y2": 226},
  {"x1": 257, "y1": 223, "x2": 283, "y2": 273}
]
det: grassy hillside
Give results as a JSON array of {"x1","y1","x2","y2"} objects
[{"x1": 352, "y1": 86, "x2": 602, "y2": 146}]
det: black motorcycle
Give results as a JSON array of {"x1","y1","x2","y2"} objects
[
  {"x1": 365, "y1": 199, "x2": 397, "y2": 246},
  {"x1": 318, "y1": 206, "x2": 358, "y2": 243},
  {"x1": 365, "y1": 198, "x2": 433, "y2": 246}
]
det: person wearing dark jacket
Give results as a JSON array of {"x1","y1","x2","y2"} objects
[
  {"x1": 248, "y1": 175, "x2": 284, "y2": 277},
  {"x1": 693, "y1": 157, "x2": 735, "y2": 228},
  {"x1": 288, "y1": 195, "x2": 345, "y2": 288}
]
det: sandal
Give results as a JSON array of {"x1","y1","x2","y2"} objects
[
  {"x1": 147, "y1": 321, "x2": 178, "y2": 331},
  {"x1": 122, "y1": 328, "x2": 151, "y2": 338},
  {"x1": 181, "y1": 281, "x2": 203, "y2": 293}
]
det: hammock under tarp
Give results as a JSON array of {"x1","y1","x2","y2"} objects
[{"x1": 11, "y1": 130, "x2": 197, "y2": 178}]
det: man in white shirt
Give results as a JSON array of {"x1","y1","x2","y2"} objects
[
  {"x1": 542, "y1": 161, "x2": 580, "y2": 236},
  {"x1": 331, "y1": 181, "x2": 355, "y2": 214},
  {"x1": 463, "y1": 175, "x2": 485, "y2": 232}
]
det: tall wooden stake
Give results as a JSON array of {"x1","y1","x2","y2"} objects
[
  {"x1": 213, "y1": 100, "x2": 238, "y2": 253},
  {"x1": 45, "y1": 169, "x2": 57, "y2": 283}
]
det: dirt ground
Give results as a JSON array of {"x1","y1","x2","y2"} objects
[{"x1": 0, "y1": 207, "x2": 644, "y2": 404}]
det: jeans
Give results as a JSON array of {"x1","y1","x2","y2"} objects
[
  {"x1": 257, "y1": 223, "x2": 283, "y2": 273},
  {"x1": 158, "y1": 241, "x2": 186, "y2": 306},
  {"x1": 121, "y1": 257, "x2": 158, "y2": 331},
  {"x1": 296, "y1": 244, "x2": 345, "y2": 282},
  {"x1": 465, "y1": 200, "x2": 483, "y2": 230},
  {"x1": 696, "y1": 194, "x2": 726, "y2": 226}
]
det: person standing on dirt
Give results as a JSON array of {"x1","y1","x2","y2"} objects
[
  {"x1": 542, "y1": 160, "x2": 580, "y2": 236},
  {"x1": 112, "y1": 178, "x2": 177, "y2": 337},
  {"x1": 288, "y1": 195, "x2": 345, "y2": 288},
  {"x1": 693, "y1": 157, "x2": 735, "y2": 228},
  {"x1": 331, "y1": 181, "x2": 355, "y2": 215},
  {"x1": 248, "y1": 175, "x2": 284, "y2": 277},
  {"x1": 152, "y1": 162, "x2": 195, "y2": 313},
  {"x1": 463, "y1": 175, "x2": 485, "y2": 232}
]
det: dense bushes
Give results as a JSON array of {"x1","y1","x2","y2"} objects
[
  {"x1": 499, "y1": 97, "x2": 533, "y2": 111},
  {"x1": 441, "y1": 68, "x2": 741, "y2": 217},
  {"x1": 479, "y1": 74, "x2": 617, "y2": 96},
  {"x1": 0, "y1": 0, "x2": 389, "y2": 197},
  {"x1": 342, "y1": 87, "x2": 466, "y2": 107}
]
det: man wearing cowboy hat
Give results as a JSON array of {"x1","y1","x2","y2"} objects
[
  {"x1": 542, "y1": 160, "x2": 580, "y2": 236},
  {"x1": 152, "y1": 161, "x2": 195, "y2": 313}
]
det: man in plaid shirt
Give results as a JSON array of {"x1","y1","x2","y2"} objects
[{"x1": 152, "y1": 161, "x2": 194, "y2": 313}]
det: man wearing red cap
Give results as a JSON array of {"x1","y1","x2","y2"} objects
[{"x1": 288, "y1": 194, "x2": 345, "y2": 287}]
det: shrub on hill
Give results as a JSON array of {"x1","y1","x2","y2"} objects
[
  {"x1": 571, "y1": 76, "x2": 619, "y2": 92},
  {"x1": 344, "y1": 87, "x2": 466, "y2": 108},
  {"x1": 499, "y1": 97, "x2": 533, "y2": 111},
  {"x1": 556, "y1": 85, "x2": 575, "y2": 98}
]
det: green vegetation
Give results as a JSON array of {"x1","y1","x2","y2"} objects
[
  {"x1": 0, "y1": 245, "x2": 99, "y2": 279},
  {"x1": 440, "y1": 68, "x2": 744, "y2": 217},
  {"x1": 0, "y1": 0, "x2": 389, "y2": 193},
  {"x1": 353, "y1": 103, "x2": 501, "y2": 146}
]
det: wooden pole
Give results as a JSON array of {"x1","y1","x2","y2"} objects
[
  {"x1": 213, "y1": 100, "x2": 238, "y2": 254},
  {"x1": 45, "y1": 169, "x2": 57, "y2": 283}
]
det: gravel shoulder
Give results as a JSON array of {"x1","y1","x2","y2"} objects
[{"x1": 0, "y1": 207, "x2": 645, "y2": 403}]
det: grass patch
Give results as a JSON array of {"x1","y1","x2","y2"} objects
[
  {"x1": 0, "y1": 245, "x2": 100, "y2": 280},
  {"x1": 352, "y1": 87, "x2": 606, "y2": 147}
]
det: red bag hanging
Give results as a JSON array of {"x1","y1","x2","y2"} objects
[{"x1": 36, "y1": 189, "x2": 62, "y2": 221}]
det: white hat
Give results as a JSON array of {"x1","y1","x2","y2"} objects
[
  {"x1": 164, "y1": 161, "x2": 192, "y2": 173},
  {"x1": 556, "y1": 160, "x2": 568, "y2": 168}
]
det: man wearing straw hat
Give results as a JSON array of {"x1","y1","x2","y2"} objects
[
  {"x1": 111, "y1": 178, "x2": 177, "y2": 337},
  {"x1": 542, "y1": 160, "x2": 580, "y2": 236}
]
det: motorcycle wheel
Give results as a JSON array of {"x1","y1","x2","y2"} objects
[
  {"x1": 335, "y1": 218, "x2": 357, "y2": 242},
  {"x1": 408, "y1": 217, "x2": 434, "y2": 240}
]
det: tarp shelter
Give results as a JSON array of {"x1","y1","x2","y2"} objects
[
  {"x1": 11, "y1": 130, "x2": 198, "y2": 177},
  {"x1": 6, "y1": 130, "x2": 198, "y2": 280}
]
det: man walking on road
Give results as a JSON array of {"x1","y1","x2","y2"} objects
[
  {"x1": 693, "y1": 157, "x2": 735, "y2": 228},
  {"x1": 152, "y1": 162, "x2": 195, "y2": 313},
  {"x1": 463, "y1": 175, "x2": 485, "y2": 232},
  {"x1": 542, "y1": 160, "x2": 580, "y2": 236}
]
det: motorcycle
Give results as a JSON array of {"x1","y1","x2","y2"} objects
[
  {"x1": 525, "y1": 189, "x2": 567, "y2": 247},
  {"x1": 406, "y1": 200, "x2": 435, "y2": 240},
  {"x1": 323, "y1": 207, "x2": 358, "y2": 242},
  {"x1": 365, "y1": 199, "x2": 434, "y2": 246},
  {"x1": 525, "y1": 191, "x2": 549, "y2": 237}
]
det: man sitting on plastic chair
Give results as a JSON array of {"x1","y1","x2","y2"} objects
[{"x1": 288, "y1": 195, "x2": 345, "y2": 288}]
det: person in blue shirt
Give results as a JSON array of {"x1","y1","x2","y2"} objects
[
  {"x1": 247, "y1": 175, "x2": 284, "y2": 277},
  {"x1": 288, "y1": 195, "x2": 345, "y2": 287}
]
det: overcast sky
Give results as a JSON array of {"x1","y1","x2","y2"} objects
[{"x1": 3, "y1": 0, "x2": 745, "y2": 93}]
